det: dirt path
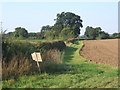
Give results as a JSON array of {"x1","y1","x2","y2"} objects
[{"x1": 80, "y1": 39, "x2": 118, "y2": 66}]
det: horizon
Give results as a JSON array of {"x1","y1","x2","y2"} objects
[{"x1": 1, "y1": 2, "x2": 118, "y2": 35}]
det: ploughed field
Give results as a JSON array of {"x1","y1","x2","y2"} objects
[{"x1": 81, "y1": 39, "x2": 119, "y2": 66}]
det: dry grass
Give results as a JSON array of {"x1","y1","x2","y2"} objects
[
  {"x1": 2, "y1": 49, "x2": 64, "y2": 79},
  {"x1": 42, "y1": 49, "x2": 64, "y2": 63},
  {"x1": 40, "y1": 49, "x2": 64, "y2": 73},
  {"x1": 2, "y1": 53, "x2": 38, "y2": 80}
]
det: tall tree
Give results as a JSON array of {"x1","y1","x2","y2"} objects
[{"x1": 53, "y1": 12, "x2": 83, "y2": 38}]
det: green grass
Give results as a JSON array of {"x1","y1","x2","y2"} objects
[
  {"x1": 2, "y1": 40, "x2": 118, "y2": 88},
  {"x1": 63, "y1": 41, "x2": 86, "y2": 64}
]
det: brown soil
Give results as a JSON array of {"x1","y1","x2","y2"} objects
[{"x1": 80, "y1": 39, "x2": 119, "y2": 66}]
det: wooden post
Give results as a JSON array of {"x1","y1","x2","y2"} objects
[{"x1": 35, "y1": 53, "x2": 41, "y2": 73}]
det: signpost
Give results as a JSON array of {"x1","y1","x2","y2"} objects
[{"x1": 31, "y1": 52, "x2": 42, "y2": 73}]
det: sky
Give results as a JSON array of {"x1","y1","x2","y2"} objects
[{"x1": 0, "y1": 1, "x2": 118, "y2": 35}]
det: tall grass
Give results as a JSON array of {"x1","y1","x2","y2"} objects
[
  {"x1": 41, "y1": 49, "x2": 65, "y2": 73},
  {"x1": 2, "y1": 53, "x2": 38, "y2": 80},
  {"x1": 42, "y1": 49, "x2": 64, "y2": 63},
  {"x1": 2, "y1": 39, "x2": 66, "y2": 80},
  {"x1": 2, "y1": 49, "x2": 65, "y2": 80}
]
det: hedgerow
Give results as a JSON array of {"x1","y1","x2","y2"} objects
[{"x1": 2, "y1": 39, "x2": 66, "y2": 79}]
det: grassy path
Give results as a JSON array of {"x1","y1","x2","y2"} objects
[
  {"x1": 2, "y1": 40, "x2": 118, "y2": 88},
  {"x1": 64, "y1": 41, "x2": 86, "y2": 64}
]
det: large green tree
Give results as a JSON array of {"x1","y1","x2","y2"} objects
[
  {"x1": 84, "y1": 26, "x2": 102, "y2": 39},
  {"x1": 53, "y1": 12, "x2": 83, "y2": 38},
  {"x1": 14, "y1": 27, "x2": 28, "y2": 38}
]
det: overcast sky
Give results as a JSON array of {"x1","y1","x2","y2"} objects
[{"x1": 0, "y1": 1, "x2": 118, "y2": 35}]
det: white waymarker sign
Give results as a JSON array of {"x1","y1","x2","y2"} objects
[{"x1": 31, "y1": 52, "x2": 42, "y2": 73}]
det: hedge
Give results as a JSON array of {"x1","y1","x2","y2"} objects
[{"x1": 2, "y1": 40, "x2": 66, "y2": 63}]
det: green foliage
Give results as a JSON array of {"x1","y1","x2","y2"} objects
[
  {"x1": 111, "y1": 33, "x2": 120, "y2": 39},
  {"x1": 60, "y1": 28, "x2": 75, "y2": 40},
  {"x1": 84, "y1": 26, "x2": 110, "y2": 40},
  {"x1": 28, "y1": 33, "x2": 37, "y2": 39},
  {"x1": 27, "y1": 32, "x2": 45, "y2": 39},
  {"x1": 5, "y1": 32, "x2": 14, "y2": 37},
  {"x1": 53, "y1": 12, "x2": 83, "y2": 38},
  {"x1": 97, "y1": 31, "x2": 110, "y2": 39},
  {"x1": 37, "y1": 41, "x2": 66, "y2": 53},
  {"x1": 41, "y1": 12, "x2": 83, "y2": 40},
  {"x1": 2, "y1": 39, "x2": 66, "y2": 63},
  {"x1": 14, "y1": 27, "x2": 28, "y2": 38},
  {"x1": 41, "y1": 25, "x2": 53, "y2": 32},
  {"x1": 5, "y1": 12, "x2": 83, "y2": 40},
  {"x1": 2, "y1": 40, "x2": 36, "y2": 63},
  {"x1": 85, "y1": 26, "x2": 102, "y2": 39},
  {"x1": 44, "y1": 30, "x2": 55, "y2": 40},
  {"x1": 40, "y1": 25, "x2": 53, "y2": 39}
]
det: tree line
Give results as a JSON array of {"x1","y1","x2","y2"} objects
[
  {"x1": 4, "y1": 12, "x2": 120, "y2": 40},
  {"x1": 84, "y1": 26, "x2": 120, "y2": 39}
]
